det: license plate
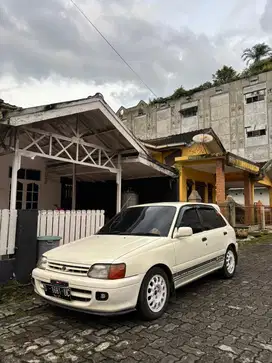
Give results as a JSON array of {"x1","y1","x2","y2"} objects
[{"x1": 44, "y1": 280, "x2": 71, "y2": 300}]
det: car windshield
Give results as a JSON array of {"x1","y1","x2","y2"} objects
[{"x1": 97, "y1": 206, "x2": 176, "y2": 237}]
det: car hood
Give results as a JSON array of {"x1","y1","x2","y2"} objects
[{"x1": 44, "y1": 234, "x2": 160, "y2": 265}]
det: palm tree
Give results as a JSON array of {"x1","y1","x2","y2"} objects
[{"x1": 242, "y1": 43, "x2": 272, "y2": 65}]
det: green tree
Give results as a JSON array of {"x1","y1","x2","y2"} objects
[
  {"x1": 212, "y1": 65, "x2": 237, "y2": 85},
  {"x1": 242, "y1": 43, "x2": 272, "y2": 65}
]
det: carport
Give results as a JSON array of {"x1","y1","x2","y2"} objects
[{"x1": 0, "y1": 94, "x2": 177, "y2": 213}]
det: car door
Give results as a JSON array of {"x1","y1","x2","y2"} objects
[
  {"x1": 196, "y1": 206, "x2": 228, "y2": 260},
  {"x1": 172, "y1": 206, "x2": 209, "y2": 287}
]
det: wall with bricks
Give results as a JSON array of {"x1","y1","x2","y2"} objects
[{"x1": 118, "y1": 70, "x2": 272, "y2": 162}]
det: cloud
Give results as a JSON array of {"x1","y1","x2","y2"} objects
[
  {"x1": 0, "y1": 0, "x2": 271, "y2": 108},
  {"x1": 0, "y1": 73, "x2": 144, "y2": 111},
  {"x1": 261, "y1": 0, "x2": 272, "y2": 33},
  {"x1": 0, "y1": 0, "x2": 219, "y2": 98}
]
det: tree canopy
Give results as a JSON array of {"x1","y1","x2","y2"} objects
[
  {"x1": 242, "y1": 43, "x2": 272, "y2": 65},
  {"x1": 212, "y1": 66, "x2": 237, "y2": 86}
]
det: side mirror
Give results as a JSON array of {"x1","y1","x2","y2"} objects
[{"x1": 173, "y1": 227, "x2": 193, "y2": 239}]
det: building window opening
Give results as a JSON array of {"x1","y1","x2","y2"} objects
[
  {"x1": 247, "y1": 129, "x2": 266, "y2": 138},
  {"x1": 9, "y1": 167, "x2": 41, "y2": 181},
  {"x1": 9, "y1": 181, "x2": 39, "y2": 210},
  {"x1": 180, "y1": 106, "x2": 198, "y2": 118},
  {"x1": 9, "y1": 181, "x2": 24, "y2": 210},
  {"x1": 26, "y1": 183, "x2": 39, "y2": 210},
  {"x1": 138, "y1": 108, "x2": 144, "y2": 116},
  {"x1": 245, "y1": 91, "x2": 265, "y2": 104}
]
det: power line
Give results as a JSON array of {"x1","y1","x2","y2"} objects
[{"x1": 69, "y1": 0, "x2": 158, "y2": 98}]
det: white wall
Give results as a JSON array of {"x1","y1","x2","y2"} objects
[
  {"x1": 227, "y1": 187, "x2": 269, "y2": 205},
  {"x1": 0, "y1": 154, "x2": 61, "y2": 210}
]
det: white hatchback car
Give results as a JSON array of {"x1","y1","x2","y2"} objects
[{"x1": 32, "y1": 202, "x2": 238, "y2": 320}]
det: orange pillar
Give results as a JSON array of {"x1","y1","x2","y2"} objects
[
  {"x1": 244, "y1": 172, "x2": 254, "y2": 225},
  {"x1": 215, "y1": 159, "x2": 225, "y2": 204},
  {"x1": 269, "y1": 187, "x2": 272, "y2": 207},
  {"x1": 179, "y1": 167, "x2": 187, "y2": 202},
  {"x1": 204, "y1": 183, "x2": 208, "y2": 203}
]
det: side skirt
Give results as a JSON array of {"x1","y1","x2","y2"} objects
[{"x1": 173, "y1": 255, "x2": 224, "y2": 289}]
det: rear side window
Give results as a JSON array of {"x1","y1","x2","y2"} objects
[
  {"x1": 178, "y1": 208, "x2": 203, "y2": 234},
  {"x1": 198, "y1": 207, "x2": 226, "y2": 230}
]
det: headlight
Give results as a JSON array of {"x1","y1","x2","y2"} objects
[
  {"x1": 37, "y1": 256, "x2": 48, "y2": 270},
  {"x1": 87, "y1": 263, "x2": 126, "y2": 279}
]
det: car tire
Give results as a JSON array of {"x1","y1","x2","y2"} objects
[
  {"x1": 221, "y1": 246, "x2": 237, "y2": 279},
  {"x1": 137, "y1": 267, "x2": 170, "y2": 321}
]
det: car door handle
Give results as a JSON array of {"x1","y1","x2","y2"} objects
[
  {"x1": 223, "y1": 232, "x2": 227, "y2": 235},
  {"x1": 202, "y1": 237, "x2": 207, "y2": 242}
]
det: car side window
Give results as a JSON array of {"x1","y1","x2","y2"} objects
[
  {"x1": 197, "y1": 207, "x2": 226, "y2": 230},
  {"x1": 177, "y1": 208, "x2": 203, "y2": 234}
]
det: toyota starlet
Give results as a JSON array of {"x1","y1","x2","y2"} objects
[{"x1": 32, "y1": 202, "x2": 238, "y2": 320}]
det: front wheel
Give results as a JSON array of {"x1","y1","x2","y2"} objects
[
  {"x1": 137, "y1": 267, "x2": 170, "y2": 321},
  {"x1": 221, "y1": 247, "x2": 237, "y2": 278}
]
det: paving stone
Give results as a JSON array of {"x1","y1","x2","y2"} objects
[
  {"x1": 96, "y1": 328, "x2": 111, "y2": 336},
  {"x1": 181, "y1": 345, "x2": 205, "y2": 356},
  {"x1": 163, "y1": 323, "x2": 179, "y2": 332},
  {"x1": 25, "y1": 345, "x2": 39, "y2": 353},
  {"x1": 43, "y1": 352, "x2": 60, "y2": 363},
  {"x1": 54, "y1": 344, "x2": 75, "y2": 354},
  {"x1": 34, "y1": 338, "x2": 51, "y2": 347},
  {"x1": 54, "y1": 339, "x2": 65, "y2": 347},
  {"x1": 63, "y1": 352, "x2": 80, "y2": 362},
  {"x1": 142, "y1": 346, "x2": 166, "y2": 359},
  {"x1": 94, "y1": 342, "x2": 111, "y2": 352},
  {"x1": 35, "y1": 345, "x2": 56, "y2": 356},
  {"x1": 160, "y1": 355, "x2": 178, "y2": 363},
  {"x1": 114, "y1": 340, "x2": 130, "y2": 350}
]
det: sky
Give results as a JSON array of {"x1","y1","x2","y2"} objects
[{"x1": 0, "y1": 0, "x2": 272, "y2": 111}]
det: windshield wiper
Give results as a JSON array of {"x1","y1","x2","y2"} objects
[{"x1": 98, "y1": 231, "x2": 161, "y2": 236}]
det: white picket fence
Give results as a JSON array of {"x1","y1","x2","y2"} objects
[
  {"x1": 0, "y1": 209, "x2": 105, "y2": 257},
  {"x1": 0, "y1": 209, "x2": 18, "y2": 256},
  {"x1": 37, "y1": 210, "x2": 105, "y2": 245}
]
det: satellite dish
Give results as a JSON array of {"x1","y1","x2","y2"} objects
[{"x1": 192, "y1": 133, "x2": 213, "y2": 144}]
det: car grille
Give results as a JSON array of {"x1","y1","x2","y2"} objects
[
  {"x1": 70, "y1": 287, "x2": 92, "y2": 302},
  {"x1": 47, "y1": 261, "x2": 90, "y2": 276}
]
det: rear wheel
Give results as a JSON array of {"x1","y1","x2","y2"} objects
[
  {"x1": 137, "y1": 267, "x2": 170, "y2": 320},
  {"x1": 221, "y1": 247, "x2": 237, "y2": 278}
]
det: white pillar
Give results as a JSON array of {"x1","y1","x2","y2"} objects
[
  {"x1": 72, "y1": 164, "x2": 76, "y2": 210},
  {"x1": 116, "y1": 155, "x2": 122, "y2": 213},
  {"x1": 10, "y1": 147, "x2": 21, "y2": 210}
]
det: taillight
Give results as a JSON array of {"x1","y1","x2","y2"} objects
[{"x1": 108, "y1": 264, "x2": 126, "y2": 279}]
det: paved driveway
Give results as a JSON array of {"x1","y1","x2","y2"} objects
[{"x1": 0, "y1": 241, "x2": 272, "y2": 363}]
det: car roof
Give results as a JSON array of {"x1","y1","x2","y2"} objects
[{"x1": 129, "y1": 202, "x2": 221, "y2": 212}]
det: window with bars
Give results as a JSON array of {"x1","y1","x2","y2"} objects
[
  {"x1": 180, "y1": 106, "x2": 198, "y2": 118},
  {"x1": 246, "y1": 129, "x2": 266, "y2": 138},
  {"x1": 245, "y1": 90, "x2": 265, "y2": 104}
]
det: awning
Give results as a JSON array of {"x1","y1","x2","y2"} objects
[{"x1": 0, "y1": 94, "x2": 177, "y2": 179}]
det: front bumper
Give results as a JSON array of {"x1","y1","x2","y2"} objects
[{"x1": 32, "y1": 268, "x2": 143, "y2": 314}]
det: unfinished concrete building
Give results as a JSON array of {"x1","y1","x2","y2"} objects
[{"x1": 117, "y1": 70, "x2": 272, "y2": 204}]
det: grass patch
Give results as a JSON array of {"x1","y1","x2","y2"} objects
[
  {"x1": 0, "y1": 280, "x2": 34, "y2": 305},
  {"x1": 238, "y1": 233, "x2": 272, "y2": 248}
]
